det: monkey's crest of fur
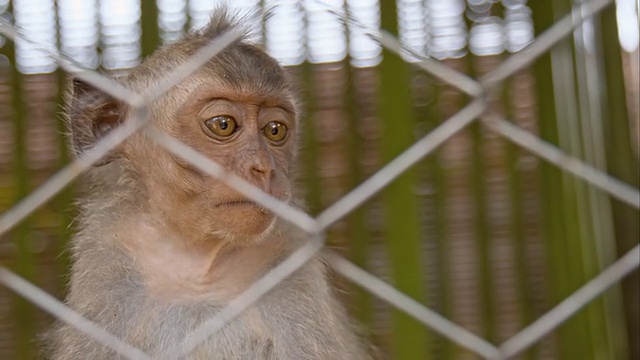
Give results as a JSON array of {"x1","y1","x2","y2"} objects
[
  {"x1": 164, "y1": 7, "x2": 267, "y2": 62},
  {"x1": 191, "y1": 7, "x2": 256, "y2": 44}
]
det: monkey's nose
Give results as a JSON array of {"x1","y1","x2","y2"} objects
[
  {"x1": 247, "y1": 153, "x2": 273, "y2": 182},
  {"x1": 251, "y1": 163, "x2": 269, "y2": 175}
]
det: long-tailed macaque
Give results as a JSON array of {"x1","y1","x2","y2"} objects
[{"x1": 47, "y1": 10, "x2": 369, "y2": 359}]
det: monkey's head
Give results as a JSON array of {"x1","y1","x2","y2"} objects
[{"x1": 66, "y1": 11, "x2": 300, "y2": 245}]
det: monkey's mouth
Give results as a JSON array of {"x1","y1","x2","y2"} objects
[{"x1": 216, "y1": 200, "x2": 268, "y2": 212}]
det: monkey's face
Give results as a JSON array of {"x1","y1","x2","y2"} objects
[
  {"x1": 127, "y1": 80, "x2": 298, "y2": 243},
  {"x1": 68, "y1": 41, "x2": 299, "y2": 245}
]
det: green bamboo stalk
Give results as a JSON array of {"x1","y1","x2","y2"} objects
[
  {"x1": 140, "y1": 0, "x2": 160, "y2": 58},
  {"x1": 554, "y1": 36, "x2": 595, "y2": 357},
  {"x1": 53, "y1": 1, "x2": 72, "y2": 294},
  {"x1": 554, "y1": 1, "x2": 624, "y2": 357},
  {"x1": 568, "y1": 7, "x2": 623, "y2": 359},
  {"x1": 600, "y1": 5, "x2": 639, "y2": 360},
  {"x1": 555, "y1": 27, "x2": 603, "y2": 360},
  {"x1": 529, "y1": 1, "x2": 588, "y2": 358},
  {"x1": 529, "y1": 0, "x2": 624, "y2": 358},
  {"x1": 297, "y1": 5, "x2": 321, "y2": 217},
  {"x1": 378, "y1": 1, "x2": 428, "y2": 358},
  {"x1": 1, "y1": 2, "x2": 35, "y2": 357},
  {"x1": 299, "y1": 62, "x2": 322, "y2": 216}
]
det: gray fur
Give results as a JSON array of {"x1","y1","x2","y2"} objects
[{"x1": 47, "y1": 8, "x2": 370, "y2": 360}]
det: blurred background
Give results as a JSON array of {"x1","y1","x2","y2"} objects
[{"x1": 0, "y1": 0, "x2": 638, "y2": 359}]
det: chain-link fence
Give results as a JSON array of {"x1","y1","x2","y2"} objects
[{"x1": 0, "y1": 0, "x2": 638, "y2": 359}]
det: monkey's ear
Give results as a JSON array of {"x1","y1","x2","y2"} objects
[{"x1": 67, "y1": 78, "x2": 126, "y2": 166}]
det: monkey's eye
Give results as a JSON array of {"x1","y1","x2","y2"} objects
[
  {"x1": 263, "y1": 121, "x2": 288, "y2": 143},
  {"x1": 204, "y1": 116, "x2": 237, "y2": 138}
]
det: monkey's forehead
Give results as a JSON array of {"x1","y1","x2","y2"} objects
[
  {"x1": 168, "y1": 80, "x2": 298, "y2": 117},
  {"x1": 125, "y1": 41, "x2": 299, "y2": 113}
]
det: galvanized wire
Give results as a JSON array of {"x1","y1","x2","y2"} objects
[
  {"x1": 323, "y1": 251, "x2": 502, "y2": 359},
  {"x1": 0, "y1": 0, "x2": 638, "y2": 358},
  {"x1": 497, "y1": 244, "x2": 640, "y2": 358},
  {"x1": 0, "y1": 267, "x2": 151, "y2": 360},
  {"x1": 482, "y1": 113, "x2": 640, "y2": 209}
]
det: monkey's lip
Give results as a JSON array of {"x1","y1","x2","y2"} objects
[{"x1": 216, "y1": 199, "x2": 266, "y2": 210}]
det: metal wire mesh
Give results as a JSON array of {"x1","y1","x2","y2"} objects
[{"x1": 0, "y1": 0, "x2": 638, "y2": 359}]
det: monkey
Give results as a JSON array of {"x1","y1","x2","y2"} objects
[{"x1": 46, "y1": 9, "x2": 371, "y2": 360}]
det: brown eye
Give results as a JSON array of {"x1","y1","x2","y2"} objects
[
  {"x1": 263, "y1": 121, "x2": 287, "y2": 143},
  {"x1": 204, "y1": 116, "x2": 237, "y2": 138}
]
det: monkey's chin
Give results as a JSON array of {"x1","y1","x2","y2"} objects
[{"x1": 215, "y1": 203, "x2": 276, "y2": 240}]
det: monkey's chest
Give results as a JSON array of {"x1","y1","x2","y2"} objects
[{"x1": 122, "y1": 301, "x2": 276, "y2": 359}]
